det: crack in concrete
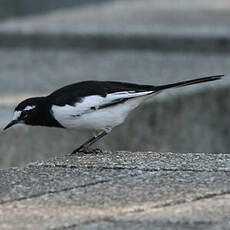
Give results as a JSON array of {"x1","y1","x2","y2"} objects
[
  {"x1": 0, "y1": 179, "x2": 111, "y2": 205},
  {"x1": 1, "y1": 163, "x2": 230, "y2": 229},
  {"x1": 151, "y1": 189, "x2": 230, "y2": 209},
  {"x1": 97, "y1": 166, "x2": 230, "y2": 173},
  {"x1": 1, "y1": 164, "x2": 230, "y2": 229},
  {"x1": 50, "y1": 216, "x2": 114, "y2": 230},
  {"x1": 48, "y1": 189, "x2": 230, "y2": 230},
  {"x1": 2, "y1": 164, "x2": 229, "y2": 206},
  {"x1": 41, "y1": 163, "x2": 230, "y2": 173},
  {"x1": 0, "y1": 172, "x2": 142, "y2": 205}
]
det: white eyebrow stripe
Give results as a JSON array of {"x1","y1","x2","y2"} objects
[
  {"x1": 24, "y1": 105, "x2": 36, "y2": 111},
  {"x1": 13, "y1": 111, "x2": 21, "y2": 120},
  {"x1": 12, "y1": 105, "x2": 36, "y2": 121}
]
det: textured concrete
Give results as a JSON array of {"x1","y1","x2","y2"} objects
[
  {"x1": 0, "y1": 151, "x2": 230, "y2": 230},
  {"x1": 0, "y1": 0, "x2": 230, "y2": 51}
]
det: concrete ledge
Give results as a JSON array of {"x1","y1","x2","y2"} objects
[{"x1": 1, "y1": 151, "x2": 230, "y2": 229}]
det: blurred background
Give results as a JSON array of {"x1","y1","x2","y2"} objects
[{"x1": 0, "y1": 0, "x2": 229, "y2": 168}]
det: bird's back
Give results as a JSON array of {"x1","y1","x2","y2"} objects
[{"x1": 47, "y1": 81, "x2": 155, "y2": 106}]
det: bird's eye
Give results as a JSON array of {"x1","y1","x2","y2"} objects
[{"x1": 21, "y1": 111, "x2": 28, "y2": 119}]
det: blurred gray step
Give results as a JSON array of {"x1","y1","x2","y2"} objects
[
  {"x1": 0, "y1": 0, "x2": 116, "y2": 20},
  {"x1": 0, "y1": 48, "x2": 228, "y2": 96},
  {"x1": 0, "y1": 0, "x2": 230, "y2": 51}
]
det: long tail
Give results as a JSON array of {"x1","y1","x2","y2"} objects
[{"x1": 154, "y1": 74, "x2": 224, "y2": 91}]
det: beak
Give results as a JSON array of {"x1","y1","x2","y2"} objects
[{"x1": 3, "y1": 120, "x2": 19, "y2": 131}]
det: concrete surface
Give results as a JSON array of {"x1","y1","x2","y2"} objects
[
  {"x1": 1, "y1": 151, "x2": 230, "y2": 229},
  {"x1": 0, "y1": 0, "x2": 230, "y2": 51}
]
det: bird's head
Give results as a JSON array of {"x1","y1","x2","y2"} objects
[{"x1": 3, "y1": 97, "x2": 44, "y2": 131}]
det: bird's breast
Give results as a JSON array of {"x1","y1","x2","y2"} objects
[{"x1": 51, "y1": 97, "x2": 146, "y2": 131}]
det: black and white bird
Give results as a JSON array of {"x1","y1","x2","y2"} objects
[{"x1": 4, "y1": 75, "x2": 224, "y2": 154}]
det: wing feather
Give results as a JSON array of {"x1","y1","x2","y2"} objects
[{"x1": 51, "y1": 90, "x2": 154, "y2": 119}]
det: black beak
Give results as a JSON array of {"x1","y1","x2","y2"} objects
[{"x1": 3, "y1": 120, "x2": 19, "y2": 131}]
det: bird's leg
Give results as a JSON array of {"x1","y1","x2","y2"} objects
[
  {"x1": 70, "y1": 130, "x2": 109, "y2": 155},
  {"x1": 70, "y1": 136, "x2": 97, "y2": 155}
]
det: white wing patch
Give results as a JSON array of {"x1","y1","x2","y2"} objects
[
  {"x1": 105, "y1": 91, "x2": 154, "y2": 101},
  {"x1": 24, "y1": 105, "x2": 36, "y2": 111},
  {"x1": 51, "y1": 91, "x2": 154, "y2": 130},
  {"x1": 52, "y1": 91, "x2": 153, "y2": 118}
]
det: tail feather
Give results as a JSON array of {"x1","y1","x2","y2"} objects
[{"x1": 155, "y1": 75, "x2": 224, "y2": 91}]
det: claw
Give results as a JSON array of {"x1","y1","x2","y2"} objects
[
  {"x1": 69, "y1": 145, "x2": 91, "y2": 155},
  {"x1": 69, "y1": 147, "x2": 103, "y2": 155},
  {"x1": 91, "y1": 148, "x2": 103, "y2": 154}
]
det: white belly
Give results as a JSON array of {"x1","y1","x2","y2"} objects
[{"x1": 51, "y1": 96, "x2": 148, "y2": 131}]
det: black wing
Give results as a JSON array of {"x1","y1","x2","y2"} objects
[
  {"x1": 47, "y1": 81, "x2": 155, "y2": 106},
  {"x1": 47, "y1": 75, "x2": 223, "y2": 106}
]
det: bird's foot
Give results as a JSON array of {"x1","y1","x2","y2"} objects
[
  {"x1": 77, "y1": 147, "x2": 104, "y2": 154},
  {"x1": 69, "y1": 146, "x2": 90, "y2": 155},
  {"x1": 90, "y1": 148, "x2": 104, "y2": 154},
  {"x1": 69, "y1": 147, "x2": 103, "y2": 155}
]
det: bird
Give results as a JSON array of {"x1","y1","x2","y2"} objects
[{"x1": 4, "y1": 74, "x2": 224, "y2": 155}]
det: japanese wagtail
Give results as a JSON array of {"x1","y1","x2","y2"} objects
[{"x1": 4, "y1": 75, "x2": 224, "y2": 154}]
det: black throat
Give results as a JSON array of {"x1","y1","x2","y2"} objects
[{"x1": 25, "y1": 97, "x2": 64, "y2": 128}]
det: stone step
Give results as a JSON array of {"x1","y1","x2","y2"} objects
[
  {"x1": 0, "y1": 0, "x2": 115, "y2": 20},
  {"x1": 0, "y1": 0, "x2": 230, "y2": 51},
  {"x1": 1, "y1": 152, "x2": 230, "y2": 229}
]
